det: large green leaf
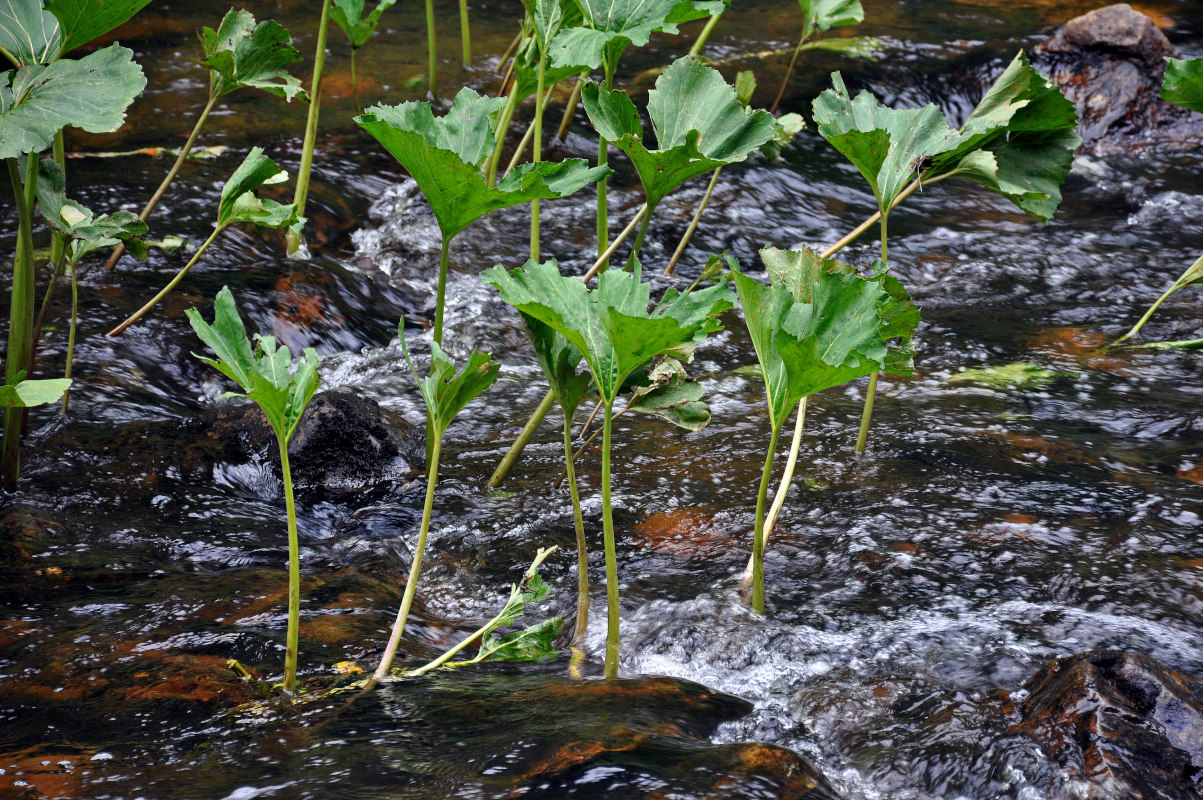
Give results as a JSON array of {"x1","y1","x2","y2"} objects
[
  {"x1": 0, "y1": 0, "x2": 59, "y2": 66},
  {"x1": 187, "y1": 287, "x2": 321, "y2": 444},
  {"x1": 46, "y1": 0, "x2": 154, "y2": 58},
  {"x1": 330, "y1": 0, "x2": 397, "y2": 49},
  {"x1": 400, "y1": 338, "x2": 500, "y2": 438},
  {"x1": 36, "y1": 158, "x2": 147, "y2": 260},
  {"x1": 481, "y1": 259, "x2": 732, "y2": 404},
  {"x1": 799, "y1": 0, "x2": 863, "y2": 39},
  {"x1": 583, "y1": 56, "x2": 776, "y2": 210},
  {"x1": 1161, "y1": 56, "x2": 1203, "y2": 114},
  {"x1": 0, "y1": 372, "x2": 70, "y2": 407},
  {"x1": 200, "y1": 8, "x2": 306, "y2": 102},
  {"x1": 357, "y1": 91, "x2": 608, "y2": 239},
  {"x1": 548, "y1": 0, "x2": 678, "y2": 70},
  {"x1": 0, "y1": 43, "x2": 145, "y2": 159},
  {"x1": 216, "y1": 147, "x2": 304, "y2": 234}
]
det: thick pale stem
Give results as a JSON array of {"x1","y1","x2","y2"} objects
[
  {"x1": 434, "y1": 235, "x2": 451, "y2": 346},
  {"x1": 459, "y1": 0, "x2": 471, "y2": 67},
  {"x1": 563, "y1": 413, "x2": 589, "y2": 644},
  {"x1": 1112, "y1": 253, "x2": 1203, "y2": 347},
  {"x1": 689, "y1": 13, "x2": 723, "y2": 55},
  {"x1": 107, "y1": 92, "x2": 218, "y2": 270},
  {"x1": 62, "y1": 258, "x2": 79, "y2": 412},
  {"x1": 279, "y1": 438, "x2": 301, "y2": 693},
  {"x1": 595, "y1": 59, "x2": 616, "y2": 268},
  {"x1": 742, "y1": 397, "x2": 805, "y2": 584},
  {"x1": 505, "y1": 84, "x2": 557, "y2": 178},
  {"x1": 425, "y1": 0, "x2": 438, "y2": 96},
  {"x1": 106, "y1": 225, "x2": 224, "y2": 337},
  {"x1": 556, "y1": 73, "x2": 586, "y2": 141},
  {"x1": 287, "y1": 0, "x2": 333, "y2": 256},
  {"x1": 3, "y1": 156, "x2": 38, "y2": 492},
  {"x1": 751, "y1": 423, "x2": 782, "y2": 613},
  {"x1": 531, "y1": 54, "x2": 546, "y2": 263},
  {"x1": 663, "y1": 167, "x2": 721, "y2": 276},
  {"x1": 854, "y1": 211, "x2": 888, "y2": 454},
  {"x1": 601, "y1": 402, "x2": 620, "y2": 678},
  {"x1": 584, "y1": 205, "x2": 647, "y2": 283},
  {"x1": 30, "y1": 249, "x2": 68, "y2": 374},
  {"x1": 488, "y1": 389, "x2": 555, "y2": 488},
  {"x1": 486, "y1": 83, "x2": 521, "y2": 186},
  {"x1": 373, "y1": 435, "x2": 443, "y2": 681}
]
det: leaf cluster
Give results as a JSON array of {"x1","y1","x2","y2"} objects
[
  {"x1": 37, "y1": 159, "x2": 148, "y2": 262},
  {"x1": 399, "y1": 332, "x2": 501, "y2": 439},
  {"x1": 331, "y1": 0, "x2": 397, "y2": 50},
  {"x1": 200, "y1": 8, "x2": 307, "y2": 102},
  {"x1": 217, "y1": 146, "x2": 305, "y2": 234}
]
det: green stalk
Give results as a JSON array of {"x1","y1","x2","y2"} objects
[
  {"x1": 373, "y1": 435, "x2": 443, "y2": 681},
  {"x1": 663, "y1": 167, "x2": 721, "y2": 276},
  {"x1": 351, "y1": 47, "x2": 361, "y2": 115},
  {"x1": 688, "y1": 12, "x2": 723, "y2": 55},
  {"x1": 556, "y1": 73, "x2": 586, "y2": 141},
  {"x1": 30, "y1": 248, "x2": 69, "y2": 373},
  {"x1": 742, "y1": 397, "x2": 805, "y2": 584},
  {"x1": 2, "y1": 156, "x2": 39, "y2": 492},
  {"x1": 750, "y1": 422, "x2": 782, "y2": 613},
  {"x1": 623, "y1": 207, "x2": 653, "y2": 270},
  {"x1": 106, "y1": 225, "x2": 224, "y2": 337},
  {"x1": 107, "y1": 91, "x2": 218, "y2": 270},
  {"x1": 601, "y1": 402, "x2": 619, "y2": 678},
  {"x1": 770, "y1": 27, "x2": 811, "y2": 114},
  {"x1": 61, "y1": 257, "x2": 79, "y2": 412},
  {"x1": 563, "y1": 413, "x2": 589, "y2": 643},
  {"x1": 488, "y1": 389, "x2": 555, "y2": 488},
  {"x1": 50, "y1": 132, "x2": 65, "y2": 268},
  {"x1": 595, "y1": 57, "x2": 617, "y2": 266},
  {"x1": 278, "y1": 437, "x2": 302, "y2": 693},
  {"x1": 1112, "y1": 253, "x2": 1203, "y2": 347},
  {"x1": 425, "y1": 0, "x2": 438, "y2": 96},
  {"x1": 486, "y1": 81, "x2": 521, "y2": 185},
  {"x1": 434, "y1": 234, "x2": 451, "y2": 345},
  {"x1": 531, "y1": 53, "x2": 546, "y2": 260},
  {"x1": 854, "y1": 211, "x2": 888, "y2": 454},
  {"x1": 287, "y1": 0, "x2": 333, "y2": 256},
  {"x1": 459, "y1": 0, "x2": 471, "y2": 67}
]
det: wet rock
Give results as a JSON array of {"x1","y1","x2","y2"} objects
[
  {"x1": 1034, "y1": 4, "x2": 1203, "y2": 153},
  {"x1": 199, "y1": 390, "x2": 424, "y2": 496},
  {"x1": 1011, "y1": 648, "x2": 1203, "y2": 799}
]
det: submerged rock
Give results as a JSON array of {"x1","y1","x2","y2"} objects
[
  {"x1": 1012, "y1": 648, "x2": 1203, "y2": 799},
  {"x1": 1034, "y1": 4, "x2": 1203, "y2": 153}
]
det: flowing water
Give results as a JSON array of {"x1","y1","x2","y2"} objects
[{"x1": 2, "y1": 0, "x2": 1203, "y2": 797}]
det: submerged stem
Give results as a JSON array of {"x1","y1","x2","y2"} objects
[
  {"x1": 62, "y1": 258, "x2": 79, "y2": 412},
  {"x1": 563, "y1": 413, "x2": 589, "y2": 644},
  {"x1": 488, "y1": 389, "x2": 556, "y2": 488},
  {"x1": 106, "y1": 225, "x2": 224, "y2": 337},
  {"x1": 459, "y1": 0, "x2": 471, "y2": 67},
  {"x1": 750, "y1": 422, "x2": 782, "y2": 614},
  {"x1": 853, "y1": 211, "x2": 888, "y2": 454},
  {"x1": 530, "y1": 52, "x2": 545, "y2": 260},
  {"x1": 279, "y1": 438, "x2": 302, "y2": 693},
  {"x1": 601, "y1": 402, "x2": 619, "y2": 678},
  {"x1": 351, "y1": 47, "x2": 361, "y2": 115}
]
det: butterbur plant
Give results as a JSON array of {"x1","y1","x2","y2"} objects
[
  {"x1": 373, "y1": 334, "x2": 500, "y2": 683},
  {"x1": 770, "y1": 0, "x2": 868, "y2": 113},
  {"x1": 483, "y1": 259, "x2": 733, "y2": 678},
  {"x1": 287, "y1": 0, "x2": 333, "y2": 256},
  {"x1": 186, "y1": 287, "x2": 321, "y2": 693},
  {"x1": 330, "y1": 0, "x2": 397, "y2": 113},
  {"x1": 356, "y1": 88, "x2": 609, "y2": 344},
  {"x1": 732, "y1": 247, "x2": 918, "y2": 613},
  {"x1": 108, "y1": 147, "x2": 305, "y2": 336}
]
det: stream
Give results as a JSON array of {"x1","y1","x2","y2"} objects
[{"x1": 2, "y1": 0, "x2": 1202, "y2": 798}]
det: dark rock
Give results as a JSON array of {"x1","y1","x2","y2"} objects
[
  {"x1": 1034, "y1": 4, "x2": 1203, "y2": 153},
  {"x1": 201, "y1": 390, "x2": 423, "y2": 495},
  {"x1": 1011, "y1": 648, "x2": 1203, "y2": 799}
]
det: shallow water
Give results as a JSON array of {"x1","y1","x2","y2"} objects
[{"x1": 2, "y1": 0, "x2": 1203, "y2": 798}]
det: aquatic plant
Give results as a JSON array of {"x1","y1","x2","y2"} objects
[
  {"x1": 356, "y1": 88, "x2": 608, "y2": 344},
  {"x1": 105, "y1": 7, "x2": 306, "y2": 270},
  {"x1": 770, "y1": 0, "x2": 865, "y2": 112},
  {"x1": 732, "y1": 247, "x2": 918, "y2": 612},
  {"x1": 408, "y1": 546, "x2": 563, "y2": 676},
  {"x1": 483, "y1": 258, "x2": 733, "y2": 677},
  {"x1": 1112, "y1": 56, "x2": 1203, "y2": 349},
  {"x1": 108, "y1": 147, "x2": 304, "y2": 336},
  {"x1": 330, "y1": 0, "x2": 396, "y2": 112},
  {"x1": 0, "y1": 43, "x2": 145, "y2": 490},
  {"x1": 287, "y1": 0, "x2": 333, "y2": 257},
  {"x1": 186, "y1": 287, "x2": 321, "y2": 693},
  {"x1": 373, "y1": 335, "x2": 500, "y2": 682},
  {"x1": 0, "y1": 373, "x2": 71, "y2": 409}
]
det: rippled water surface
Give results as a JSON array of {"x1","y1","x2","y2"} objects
[{"x1": 2, "y1": 0, "x2": 1203, "y2": 797}]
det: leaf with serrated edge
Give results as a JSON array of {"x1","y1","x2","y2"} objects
[
  {"x1": 217, "y1": 147, "x2": 303, "y2": 232},
  {"x1": 0, "y1": 0, "x2": 60, "y2": 66},
  {"x1": 47, "y1": 0, "x2": 154, "y2": 58},
  {"x1": 200, "y1": 8, "x2": 306, "y2": 102},
  {"x1": 331, "y1": 0, "x2": 397, "y2": 49},
  {"x1": 1161, "y1": 56, "x2": 1203, "y2": 114},
  {"x1": 412, "y1": 341, "x2": 500, "y2": 437}
]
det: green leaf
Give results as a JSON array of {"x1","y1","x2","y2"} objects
[
  {"x1": 947, "y1": 361, "x2": 1067, "y2": 389},
  {"x1": 216, "y1": 146, "x2": 304, "y2": 233},
  {"x1": 625, "y1": 357, "x2": 709, "y2": 431},
  {"x1": 0, "y1": 0, "x2": 60, "y2": 66},
  {"x1": 200, "y1": 8, "x2": 306, "y2": 102},
  {"x1": 357, "y1": 91, "x2": 608, "y2": 240},
  {"x1": 330, "y1": 0, "x2": 397, "y2": 49},
  {"x1": 799, "y1": 0, "x2": 863, "y2": 39},
  {"x1": 46, "y1": 0, "x2": 154, "y2": 58},
  {"x1": 403, "y1": 338, "x2": 500, "y2": 437},
  {"x1": 480, "y1": 617, "x2": 564, "y2": 662},
  {"x1": 0, "y1": 43, "x2": 145, "y2": 159},
  {"x1": 583, "y1": 56, "x2": 777, "y2": 210},
  {"x1": 512, "y1": 46, "x2": 588, "y2": 104},
  {"x1": 548, "y1": 0, "x2": 680, "y2": 70},
  {"x1": 0, "y1": 375, "x2": 70, "y2": 407},
  {"x1": 1161, "y1": 56, "x2": 1203, "y2": 114},
  {"x1": 520, "y1": 313, "x2": 593, "y2": 417},
  {"x1": 186, "y1": 287, "x2": 321, "y2": 443},
  {"x1": 482, "y1": 259, "x2": 733, "y2": 405},
  {"x1": 520, "y1": 0, "x2": 565, "y2": 50},
  {"x1": 797, "y1": 35, "x2": 878, "y2": 59},
  {"x1": 36, "y1": 158, "x2": 148, "y2": 260}
]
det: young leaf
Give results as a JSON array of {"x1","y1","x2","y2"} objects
[
  {"x1": 1161, "y1": 56, "x2": 1203, "y2": 114},
  {"x1": 479, "y1": 617, "x2": 564, "y2": 662},
  {"x1": 624, "y1": 357, "x2": 709, "y2": 431},
  {"x1": 357, "y1": 90, "x2": 609, "y2": 239},
  {"x1": 0, "y1": 374, "x2": 70, "y2": 408},
  {"x1": 216, "y1": 147, "x2": 304, "y2": 234},
  {"x1": 481, "y1": 259, "x2": 733, "y2": 404},
  {"x1": 46, "y1": 0, "x2": 155, "y2": 58},
  {"x1": 583, "y1": 56, "x2": 777, "y2": 211},
  {"x1": 0, "y1": 44, "x2": 146, "y2": 159},
  {"x1": 200, "y1": 8, "x2": 307, "y2": 102},
  {"x1": 36, "y1": 159, "x2": 149, "y2": 260},
  {"x1": 186, "y1": 287, "x2": 320, "y2": 444},
  {"x1": 548, "y1": 0, "x2": 681, "y2": 70},
  {"x1": 404, "y1": 340, "x2": 500, "y2": 438},
  {"x1": 0, "y1": 0, "x2": 60, "y2": 66},
  {"x1": 330, "y1": 0, "x2": 397, "y2": 49},
  {"x1": 799, "y1": 0, "x2": 863, "y2": 37}
]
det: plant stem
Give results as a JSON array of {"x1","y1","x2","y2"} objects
[
  {"x1": 107, "y1": 92, "x2": 218, "y2": 270},
  {"x1": 486, "y1": 82, "x2": 521, "y2": 185},
  {"x1": 689, "y1": 12, "x2": 723, "y2": 55},
  {"x1": 663, "y1": 167, "x2": 721, "y2": 276},
  {"x1": 30, "y1": 249, "x2": 68, "y2": 375},
  {"x1": 351, "y1": 47, "x2": 361, "y2": 115},
  {"x1": 434, "y1": 234, "x2": 451, "y2": 346},
  {"x1": 373, "y1": 435, "x2": 443, "y2": 681},
  {"x1": 2, "y1": 156, "x2": 38, "y2": 492},
  {"x1": 563, "y1": 412, "x2": 589, "y2": 643},
  {"x1": 50, "y1": 132, "x2": 65, "y2": 268},
  {"x1": 601, "y1": 402, "x2": 619, "y2": 678},
  {"x1": 504, "y1": 83, "x2": 556, "y2": 178},
  {"x1": 531, "y1": 52, "x2": 546, "y2": 262},
  {"x1": 750, "y1": 423, "x2": 782, "y2": 613},
  {"x1": 62, "y1": 258, "x2": 79, "y2": 412},
  {"x1": 584, "y1": 204, "x2": 647, "y2": 283},
  {"x1": 556, "y1": 73, "x2": 586, "y2": 141},
  {"x1": 770, "y1": 28, "x2": 809, "y2": 114},
  {"x1": 278, "y1": 437, "x2": 302, "y2": 693},
  {"x1": 459, "y1": 0, "x2": 471, "y2": 67},
  {"x1": 623, "y1": 207, "x2": 654, "y2": 271},
  {"x1": 425, "y1": 0, "x2": 438, "y2": 96},
  {"x1": 854, "y1": 211, "x2": 889, "y2": 454},
  {"x1": 488, "y1": 389, "x2": 555, "y2": 488},
  {"x1": 1112, "y1": 253, "x2": 1203, "y2": 347},
  {"x1": 742, "y1": 397, "x2": 805, "y2": 584},
  {"x1": 106, "y1": 225, "x2": 224, "y2": 337},
  {"x1": 287, "y1": 0, "x2": 332, "y2": 256},
  {"x1": 595, "y1": 58, "x2": 616, "y2": 268}
]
